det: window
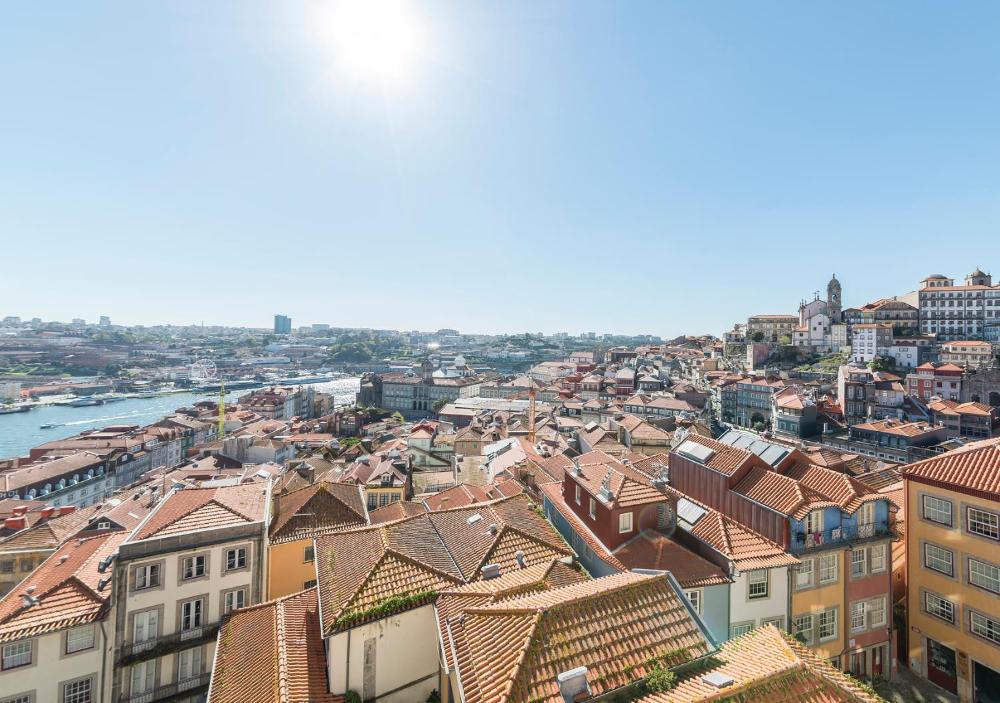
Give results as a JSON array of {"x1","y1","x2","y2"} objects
[
  {"x1": 182, "y1": 555, "x2": 206, "y2": 580},
  {"x1": 851, "y1": 601, "x2": 866, "y2": 632},
  {"x1": 794, "y1": 615, "x2": 814, "y2": 644},
  {"x1": 748, "y1": 570, "x2": 769, "y2": 599},
  {"x1": 130, "y1": 661, "x2": 155, "y2": 695},
  {"x1": 618, "y1": 512, "x2": 633, "y2": 534},
  {"x1": 225, "y1": 547, "x2": 246, "y2": 571},
  {"x1": 761, "y1": 616, "x2": 784, "y2": 630},
  {"x1": 969, "y1": 558, "x2": 1000, "y2": 594},
  {"x1": 574, "y1": 484, "x2": 581, "y2": 505},
  {"x1": 730, "y1": 622, "x2": 754, "y2": 638},
  {"x1": 304, "y1": 545, "x2": 315, "y2": 563},
  {"x1": 819, "y1": 554, "x2": 838, "y2": 583},
  {"x1": 304, "y1": 579, "x2": 317, "y2": 588},
  {"x1": 65, "y1": 625, "x2": 95, "y2": 654},
  {"x1": 0, "y1": 695, "x2": 31, "y2": 703},
  {"x1": 367, "y1": 494, "x2": 377, "y2": 510},
  {"x1": 805, "y1": 510, "x2": 823, "y2": 534},
  {"x1": 224, "y1": 588, "x2": 246, "y2": 613},
  {"x1": 1, "y1": 640, "x2": 31, "y2": 669},
  {"x1": 134, "y1": 563, "x2": 160, "y2": 590},
  {"x1": 588, "y1": 497, "x2": 596, "y2": 520},
  {"x1": 922, "y1": 495, "x2": 952, "y2": 526},
  {"x1": 970, "y1": 611, "x2": 1000, "y2": 645},
  {"x1": 0, "y1": 560, "x2": 14, "y2": 573},
  {"x1": 924, "y1": 543, "x2": 954, "y2": 576},
  {"x1": 177, "y1": 646, "x2": 203, "y2": 682},
  {"x1": 19, "y1": 559, "x2": 32, "y2": 573},
  {"x1": 851, "y1": 549, "x2": 866, "y2": 578},
  {"x1": 818, "y1": 609, "x2": 837, "y2": 641},
  {"x1": 132, "y1": 609, "x2": 158, "y2": 645},
  {"x1": 63, "y1": 677, "x2": 92, "y2": 703},
  {"x1": 968, "y1": 507, "x2": 1000, "y2": 540},
  {"x1": 683, "y1": 589, "x2": 701, "y2": 614},
  {"x1": 870, "y1": 597, "x2": 886, "y2": 628},
  {"x1": 379, "y1": 493, "x2": 390, "y2": 507},
  {"x1": 795, "y1": 559, "x2": 814, "y2": 589},
  {"x1": 924, "y1": 592, "x2": 954, "y2": 623},
  {"x1": 870, "y1": 544, "x2": 886, "y2": 573},
  {"x1": 858, "y1": 502, "x2": 875, "y2": 526},
  {"x1": 181, "y1": 598, "x2": 204, "y2": 631}
]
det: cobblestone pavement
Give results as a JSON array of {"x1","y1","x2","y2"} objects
[{"x1": 874, "y1": 667, "x2": 959, "y2": 703}]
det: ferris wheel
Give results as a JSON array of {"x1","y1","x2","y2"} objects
[{"x1": 190, "y1": 359, "x2": 217, "y2": 382}]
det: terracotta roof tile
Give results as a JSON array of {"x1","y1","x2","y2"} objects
[
  {"x1": 612, "y1": 531, "x2": 731, "y2": 588},
  {"x1": 316, "y1": 494, "x2": 571, "y2": 633},
  {"x1": 133, "y1": 483, "x2": 267, "y2": 540},
  {"x1": 0, "y1": 531, "x2": 125, "y2": 642},
  {"x1": 640, "y1": 625, "x2": 882, "y2": 702},
  {"x1": 269, "y1": 482, "x2": 367, "y2": 543},
  {"x1": 368, "y1": 500, "x2": 427, "y2": 524},
  {"x1": 447, "y1": 572, "x2": 712, "y2": 703},
  {"x1": 208, "y1": 588, "x2": 342, "y2": 703},
  {"x1": 732, "y1": 467, "x2": 837, "y2": 520},
  {"x1": 901, "y1": 437, "x2": 1000, "y2": 496},
  {"x1": 687, "y1": 511, "x2": 799, "y2": 571}
]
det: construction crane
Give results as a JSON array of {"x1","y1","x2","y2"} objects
[
  {"x1": 527, "y1": 381, "x2": 536, "y2": 446},
  {"x1": 217, "y1": 378, "x2": 226, "y2": 440}
]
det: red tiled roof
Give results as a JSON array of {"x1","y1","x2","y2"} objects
[
  {"x1": 901, "y1": 437, "x2": 1000, "y2": 497},
  {"x1": 676, "y1": 436, "x2": 756, "y2": 477},
  {"x1": 639, "y1": 625, "x2": 883, "y2": 702},
  {"x1": 687, "y1": 510, "x2": 799, "y2": 571},
  {"x1": 269, "y1": 482, "x2": 367, "y2": 543},
  {"x1": 733, "y1": 467, "x2": 837, "y2": 520},
  {"x1": 133, "y1": 483, "x2": 267, "y2": 540},
  {"x1": 612, "y1": 531, "x2": 730, "y2": 588},
  {"x1": 368, "y1": 500, "x2": 427, "y2": 524},
  {"x1": 539, "y1": 482, "x2": 627, "y2": 571},
  {"x1": 208, "y1": 588, "x2": 342, "y2": 703},
  {"x1": 0, "y1": 531, "x2": 126, "y2": 643},
  {"x1": 446, "y1": 572, "x2": 712, "y2": 703},
  {"x1": 316, "y1": 495, "x2": 572, "y2": 633}
]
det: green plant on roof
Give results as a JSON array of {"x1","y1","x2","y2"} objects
[
  {"x1": 334, "y1": 590, "x2": 438, "y2": 628},
  {"x1": 643, "y1": 665, "x2": 677, "y2": 693}
]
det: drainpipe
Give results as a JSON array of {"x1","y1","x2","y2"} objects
[
  {"x1": 345, "y1": 628, "x2": 352, "y2": 694},
  {"x1": 99, "y1": 618, "x2": 109, "y2": 703}
]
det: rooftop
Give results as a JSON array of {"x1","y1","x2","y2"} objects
[
  {"x1": 901, "y1": 437, "x2": 1000, "y2": 497},
  {"x1": 207, "y1": 588, "x2": 342, "y2": 703},
  {"x1": 130, "y1": 482, "x2": 268, "y2": 541}
]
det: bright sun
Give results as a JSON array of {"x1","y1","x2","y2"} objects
[{"x1": 317, "y1": 0, "x2": 426, "y2": 87}]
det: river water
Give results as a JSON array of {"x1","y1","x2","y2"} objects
[{"x1": 0, "y1": 377, "x2": 361, "y2": 459}]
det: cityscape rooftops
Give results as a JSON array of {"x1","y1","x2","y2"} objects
[{"x1": 269, "y1": 481, "x2": 368, "y2": 544}]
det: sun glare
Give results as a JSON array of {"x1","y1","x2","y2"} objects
[{"x1": 318, "y1": 0, "x2": 426, "y2": 87}]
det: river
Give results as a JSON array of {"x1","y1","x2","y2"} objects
[{"x1": 0, "y1": 377, "x2": 361, "y2": 459}]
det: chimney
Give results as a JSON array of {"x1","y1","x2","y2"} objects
[
  {"x1": 4, "y1": 516, "x2": 26, "y2": 530},
  {"x1": 515, "y1": 550, "x2": 526, "y2": 569},
  {"x1": 12, "y1": 505, "x2": 28, "y2": 517},
  {"x1": 557, "y1": 667, "x2": 591, "y2": 703},
  {"x1": 40, "y1": 507, "x2": 55, "y2": 519},
  {"x1": 480, "y1": 563, "x2": 501, "y2": 580}
]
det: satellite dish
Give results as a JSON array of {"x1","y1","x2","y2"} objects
[{"x1": 190, "y1": 359, "x2": 217, "y2": 381}]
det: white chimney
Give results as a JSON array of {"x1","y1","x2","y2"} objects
[{"x1": 557, "y1": 667, "x2": 591, "y2": 703}]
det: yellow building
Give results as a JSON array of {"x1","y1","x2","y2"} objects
[
  {"x1": 903, "y1": 438, "x2": 1000, "y2": 702},
  {"x1": 791, "y1": 546, "x2": 848, "y2": 663},
  {"x1": 266, "y1": 481, "x2": 369, "y2": 598}
]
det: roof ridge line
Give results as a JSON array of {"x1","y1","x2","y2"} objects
[{"x1": 275, "y1": 594, "x2": 289, "y2": 703}]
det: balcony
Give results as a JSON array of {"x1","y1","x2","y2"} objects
[
  {"x1": 795, "y1": 523, "x2": 892, "y2": 553},
  {"x1": 117, "y1": 623, "x2": 221, "y2": 666},
  {"x1": 118, "y1": 672, "x2": 212, "y2": 703}
]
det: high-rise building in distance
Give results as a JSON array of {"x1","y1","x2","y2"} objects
[{"x1": 274, "y1": 314, "x2": 291, "y2": 334}]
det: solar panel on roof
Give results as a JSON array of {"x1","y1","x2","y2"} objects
[
  {"x1": 677, "y1": 497, "x2": 707, "y2": 525},
  {"x1": 677, "y1": 440, "x2": 715, "y2": 464},
  {"x1": 759, "y1": 445, "x2": 789, "y2": 467}
]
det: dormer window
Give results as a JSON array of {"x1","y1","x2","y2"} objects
[
  {"x1": 618, "y1": 512, "x2": 633, "y2": 534},
  {"x1": 805, "y1": 510, "x2": 824, "y2": 535}
]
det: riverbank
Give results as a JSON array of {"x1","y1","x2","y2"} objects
[{"x1": 0, "y1": 377, "x2": 361, "y2": 459}]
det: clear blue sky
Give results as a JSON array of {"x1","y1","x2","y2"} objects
[{"x1": 3, "y1": 2, "x2": 1000, "y2": 337}]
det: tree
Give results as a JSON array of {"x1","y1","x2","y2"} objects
[
  {"x1": 750, "y1": 331, "x2": 765, "y2": 343},
  {"x1": 777, "y1": 334, "x2": 792, "y2": 346},
  {"x1": 869, "y1": 356, "x2": 894, "y2": 372},
  {"x1": 432, "y1": 397, "x2": 450, "y2": 414}
]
